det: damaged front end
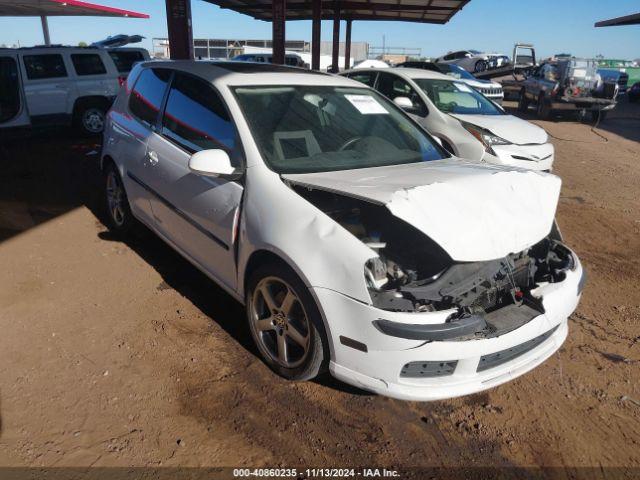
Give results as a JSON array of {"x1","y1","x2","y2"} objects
[{"x1": 291, "y1": 183, "x2": 578, "y2": 341}]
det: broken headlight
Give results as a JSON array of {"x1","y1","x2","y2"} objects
[
  {"x1": 461, "y1": 122, "x2": 511, "y2": 155},
  {"x1": 365, "y1": 257, "x2": 388, "y2": 290}
]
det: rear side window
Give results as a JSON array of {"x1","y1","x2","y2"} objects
[
  {"x1": 161, "y1": 73, "x2": 235, "y2": 153},
  {"x1": 347, "y1": 71, "x2": 377, "y2": 87},
  {"x1": 108, "y1": 50, "x2": 144, "y2": 73},
  {"x1": 71, "y1": 54, "x2": 107, "y2": 76},
  {"x1": 23, "y1": 54, "x2": 67, "y2": 79},
  {"x1": 128, "y1": 68, "x2": 171, "y2": 127}
]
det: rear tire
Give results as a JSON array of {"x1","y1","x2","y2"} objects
[
  {"x1": 104, "y1": 162, "x2": 135, "y2": 235},
  {"x1": 75, "y1": 101, "x2": 108, "y2": 136},
  {"x1": 246, "y1": 262, "x2": 328, "y2": 381},
  {"x1": 474, "y1": 60, "x2": 487, "y2": 73}
]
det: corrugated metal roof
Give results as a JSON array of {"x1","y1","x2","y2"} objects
[
  {"x1": 206, "y1": 0, "x2": 470, "y2": 24},
  {"x1": 595, "y1": 12, "x2": 640, "y2": 27},
  {"x1": 0, "y1": 0, "x2": 149, "y2": 18}
]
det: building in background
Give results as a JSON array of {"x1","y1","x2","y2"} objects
[
  {"x1": 153, "y1": 37, "x2": 311, "y2": 59},
  {"x1": 153, "y1": 38, "x2": 369, "y2": 65},
  {"x1": 369, "y1": 45, "x2": 422, "y2": 63},
  {"x1": 319, "y1": 41, "x2": 369, "y2": 63}
]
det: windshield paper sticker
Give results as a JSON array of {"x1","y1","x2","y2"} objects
[
  {"x1": 345, "y1": 95, "x2": 389, "y2": 114},
  {"x1": 454, "y1": 83, "x2": 473, "y2": 93}
]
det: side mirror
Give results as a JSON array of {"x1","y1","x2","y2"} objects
[
  {"x1": 394, "y1": 96, "x2": 414, "y2": 110},
  {"x1": 188, "y1": 149, "x2": 237, "y2": 177}
]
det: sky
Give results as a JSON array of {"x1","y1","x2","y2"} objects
[{"x1": 0, "y1": 0, "x2": 638, "y2": 60}]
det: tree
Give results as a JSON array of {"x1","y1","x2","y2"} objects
[{"x1": 78, "y1": 41, "x2": 88, "y2": 47}]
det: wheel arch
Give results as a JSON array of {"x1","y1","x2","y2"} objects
[
  {"x1": 72, "y1": 95, "x2": 112, "y2": 118},
  {"x1": 242, "y1": 248, "x2": 313, "y2": 301},
  {"x1": 240, "y1": 247, "x2": 337, "y2": 359}
]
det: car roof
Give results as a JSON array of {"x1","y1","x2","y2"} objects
[
  {"x1": 344, "y1": 67, "x2": 452, "y2": 82},
  {"x1": 139, "y1": 60, "x2": 363, "y2": 87},
  {"x1": 0, "y1": 46, "x2": 110, "y2": 54},
  {"x1": 0, "y1": 46, "x2": 144, "y2": 55}
]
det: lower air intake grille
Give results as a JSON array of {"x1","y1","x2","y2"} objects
[
  {"x1": 400, "y1": 360, "x2": 457, "y2": 378},
  {"x1": 477, "y1": 325, "x2": 559, "y2": 373}
]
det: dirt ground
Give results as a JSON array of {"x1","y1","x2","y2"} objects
[{"x1": 0, "y1": 100, "x2": 639, "y2": 475}]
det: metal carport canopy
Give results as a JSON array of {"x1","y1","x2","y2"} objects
[
  {"x1": 595, "y1": 12, "x2": 640, "y2": 27},
  {"x1": 0, "y1": 0, "x2": 149, "y2": 18},
  {"x1": 0, "y1": 0, "x2": 149, "y2": 46},
  {"x1": 197, "y1": 1, "x2": 470, "y2": 71},
  {"x1": 207, "y1": 0, "x2": 470, "y2": 24}
]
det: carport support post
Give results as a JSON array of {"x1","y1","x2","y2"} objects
[
  {"x1": 344, "y1": 19, "x2": 352, "y2": 70},
  {"x1": 165, "y1": 0, "x2": 194, "y2": 60},
  {"x1": 311, "y1": 0, "x2": 321, "y2": 70},
  {"x1": 272, "y1": 0, "x2": 286, "y2": 65},
  {"x1": 40, "y1": 15, "x2": 51, "y2": 46},
  {"x1": 331, "y1": 5, "x2": 341, "y2": 73}
]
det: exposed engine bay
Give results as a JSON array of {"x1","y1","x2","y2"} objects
[{"x1": 292, "y1": 184, "x2": 576, "y2": 336}]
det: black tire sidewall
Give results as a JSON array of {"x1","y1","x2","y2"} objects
[{"x1": 246, "y1": 262, "x2": 329, "y2": 381}]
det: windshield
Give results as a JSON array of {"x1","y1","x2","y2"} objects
[
  {"x1": 414, "y1": 79, "x2": 503, "y2": 115},
  {"x1": 439, "y1": 64, "x2": 476, "y2": 80},
  {"x1": 233, "y1": 86, "x2": 445, "y2": 174}
]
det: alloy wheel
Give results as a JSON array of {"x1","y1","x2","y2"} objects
[
  {"x1": 106, "y1": 170, "x2": 126, "y2": 227},
  {"x1": 83, "y1": 108, "x2": 105, "y2": 133},
  {"x1": 250, "y1": 276, "x2": 311, "y2": 369}
]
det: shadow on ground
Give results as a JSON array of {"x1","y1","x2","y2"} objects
[{"x1": 504, "y1": 98, "x2": 640, "y2": 144}]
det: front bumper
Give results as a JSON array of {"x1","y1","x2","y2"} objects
[
  {"x1": 315, "y1": 253, "x2": 583, "y2": 401},
  {"x1": 551, "y1": 96, "x2": 617, "y2": 112},
  {"x1": 484, "y1": 142, "x2": 554, "y2": 171}
]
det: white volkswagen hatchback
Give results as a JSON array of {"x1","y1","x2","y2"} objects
[
  {"x1": 102, "y1": 61, "x2": 584, "y2": 401},
  {"x1": 343, "y1": 68, "x2": 555, "y2": 171}
]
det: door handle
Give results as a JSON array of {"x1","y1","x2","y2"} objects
[{"x1": 147, "y1": 150, "x2": 159, "y2": 166}]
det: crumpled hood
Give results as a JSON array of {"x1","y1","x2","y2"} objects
[
  {"x1": 283, "y1": 160, "x2": 561, "y2": 262},
  {"x1": 450, "y1": 113, "x2": 549, "y2": 145}
]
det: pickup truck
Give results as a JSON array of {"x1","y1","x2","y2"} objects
[
  {"x1": 478, "y1": 45, "x2": 618, "y2": 121},
  {"x1": 516, "y1": 58, "x2": 617, "y2": 121}
]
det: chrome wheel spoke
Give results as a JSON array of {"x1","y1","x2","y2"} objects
[
  {"x1": 286, "y1": 324, "x2": 308, "y2": 347},
  {"x1": 277, "y1": 333, "x2": 288, "y2": 363},
  {"x1": 256, "y1": 317, "x2": 275, "y2": 332},
  {"x1": 279, "y1": 289, "x2": 296, "y2": 316},
  {"x1": 259, "y1": 285, "x2": 277, "y2": 312}
]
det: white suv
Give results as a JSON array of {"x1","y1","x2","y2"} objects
[
  {"x1": 101, "y1": 61, "x2": 584, "y2": 401},
  {"x1": 0, "y1": 46, "x2": 148, "y2": 135}
]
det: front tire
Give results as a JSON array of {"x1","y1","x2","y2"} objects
[
  {"x1": 246, "y1": 262, "x2": 328, "y2": 381},
  {"x1": 104, "y1": 162, "x2": 134, "y2": 235}
]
